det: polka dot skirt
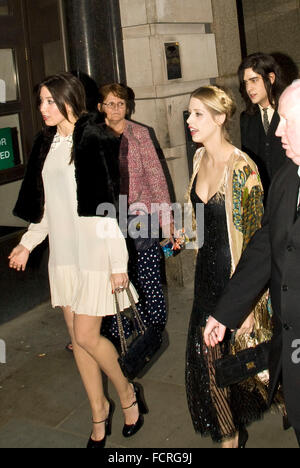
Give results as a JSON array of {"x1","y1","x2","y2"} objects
[{"x1": 101, "y1": 242, "x2": 167, "y2": 340}]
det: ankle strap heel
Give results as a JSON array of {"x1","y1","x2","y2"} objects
[
  {"x1": 122, "y1": 383, "x2": 148, "y2": 438},
  {"x1": 87, "y1": 401, "x2": 114, "y2": 448}
]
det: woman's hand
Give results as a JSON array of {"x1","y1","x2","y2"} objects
[
  {"x1": 8, "y1": 244, "x2": 30, "y2": 272},
  {"x1": 204, "y1": 316, "x2": 227, "y2": 347},
  {"x1": 236, "y1": 312, "x2": 255, "y2": 338},
  {"x1": 111, "y1": 272, "x2": 129, "y2": 294},
  {"x1": 162, "y1": 222, "x2": 175, "y2": 245},
  {"x1": 162, "y1": 222, "x2": 185, "y2": 247}
]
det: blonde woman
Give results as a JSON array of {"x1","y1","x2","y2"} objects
[{"x1": 185, "y1": 86, "x2": 272, "y2": 448}]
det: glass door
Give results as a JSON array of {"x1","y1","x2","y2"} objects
[{"x1": 0, "y1": 0, "x2": 34, "y2": 185}]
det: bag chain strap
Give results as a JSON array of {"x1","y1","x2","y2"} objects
[
  {"x1": 114, "y1": 287, "x2": 146, "y2": 356},
  {"x1": 114, "y1": 293, "x2": 128, "y2": 355},
  {"x1": 125, "y1": 287, "x2": 146, "y2": 334}
]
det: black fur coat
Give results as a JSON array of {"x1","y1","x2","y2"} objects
[{"x1": 13, "y1": 112, "x2": 121, "y2": 223}]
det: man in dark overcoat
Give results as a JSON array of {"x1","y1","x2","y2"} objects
[{"x1": 204, "y1": 80, "x2": 300, "y2": 447}]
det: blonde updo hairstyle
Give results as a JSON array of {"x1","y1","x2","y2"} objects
[{"x1": 191, "y1": 85, "x2": 236, "y2": 141}]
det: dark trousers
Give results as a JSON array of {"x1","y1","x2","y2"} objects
[{"x1": 295, "y1": 428, "x2": 300, "y2": 447}]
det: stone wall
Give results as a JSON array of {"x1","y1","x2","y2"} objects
[
  {"x1": 211, "y1": 0, "x2": 243, "y2": 147},
  {"x1": 119, "y1": 0, "x2": 219, "y2": 203},
  {"x1": 242, "y1": 0, "x2": 300, "y2": 75}
]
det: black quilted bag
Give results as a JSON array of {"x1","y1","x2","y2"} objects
[
  {"x1": 115, "y1": 288, "x2": 162, "y2": 380},
  {"x1": 215, "y1": 341, "x2": 271, "y2": 388}
]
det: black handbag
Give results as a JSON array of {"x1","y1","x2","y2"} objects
[
  {"x1": 114, "y1": 287, "x2": 163, "y2": 380},
  {"x1": 214, "y1": 340, "x2": 271, "y2": 388}
]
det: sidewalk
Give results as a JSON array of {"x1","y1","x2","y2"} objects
[{"x1": 0, "y1": 252, "x2": 298, "y2": 448}]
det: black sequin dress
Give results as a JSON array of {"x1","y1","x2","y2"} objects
[{"x1": 185, "y1": 178, "x2": 268, "y2": 443}]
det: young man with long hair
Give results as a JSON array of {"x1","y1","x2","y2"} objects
[{"x1": 238, "y1": 53, "x2": 286, "y2": 198}]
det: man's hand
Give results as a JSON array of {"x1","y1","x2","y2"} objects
[
  {"x1": 236, "y1": 312, "x2": 255, "y2": 338},
  {"x1": 204, "y1": 316, "x2": 227, "y2": 347}
]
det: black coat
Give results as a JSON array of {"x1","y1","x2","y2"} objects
[
  {"x1": 13, "y1": 112, "x2": 120, "y2": 223},
  {"x1": 214, "y1": 159, "x2": 300, "y2": 429},
  {"x1": 240, "y1": 109, "x2": 286, "y2": 197}
]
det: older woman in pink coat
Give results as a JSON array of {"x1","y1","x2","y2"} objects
[{"x1": 98, "y1": 83, "x2": 172, "y2": 341}]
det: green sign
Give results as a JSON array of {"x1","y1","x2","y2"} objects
[{"x1": 0, "y1": 127, "x2": 15, "y2": 170}]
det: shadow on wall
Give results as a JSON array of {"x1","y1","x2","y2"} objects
[
  {"x1": 71, "y1": 70, "x2": 100, "y2": 112},
  {"x1": 271, "y1": 52, "x2": 299, "y2": 87}
]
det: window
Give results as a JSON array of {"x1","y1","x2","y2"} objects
[{"x1": 0, "y1": 0, "x2": 10, "y2": 16}]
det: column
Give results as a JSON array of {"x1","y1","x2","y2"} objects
[{"x1": 62, "y1": 0, "x2": 126, "y2": 85}]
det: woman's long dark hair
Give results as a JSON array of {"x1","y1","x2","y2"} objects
[
  {"x1": 36, "y1": 72, "x2": 87, "y2": 163},
  {"x1": 238, "y1": 53, "x2": 286, "y2": 114},
  {"x1": 37, "y1": 72, "x2": 87, "y2": 122}
]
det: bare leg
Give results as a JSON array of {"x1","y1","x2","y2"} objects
[
  {"x1": 63, "y1": 307, "x2": 109, "y2": 440},
  {"x1": 63, "y1": 307, "x2": 139, "y2": 440}
]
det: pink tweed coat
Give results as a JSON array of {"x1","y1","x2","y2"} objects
[{"x1": 120, "y1": 120, "x2": 171, "y2": 226}]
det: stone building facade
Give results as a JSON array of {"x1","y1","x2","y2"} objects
[{"x1": 118, "y1": 0, "x2": 242, "y2": 203}]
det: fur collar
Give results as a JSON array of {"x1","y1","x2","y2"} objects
[{"x1": 14, "y1": 112, "x2": 120, "y2": 223}]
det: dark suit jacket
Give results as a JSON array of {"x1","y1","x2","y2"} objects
[
  {"x1": 214, "y1": 159, "x2": 300, "y2": 429},
  {"x1": 240, "y1": 109, "x2": 286, "y2": 197}
]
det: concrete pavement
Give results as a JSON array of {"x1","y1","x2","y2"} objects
[{"x1": 0, "y1": 251, "x2": 298, "y2": 448}]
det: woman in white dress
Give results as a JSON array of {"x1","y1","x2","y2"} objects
[{"x1": 8, "y1": 73, "x2": 148, "y2": 448}]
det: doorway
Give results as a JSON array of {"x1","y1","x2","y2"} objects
[
  {"x1": 0, "y1": 0, "x2": 66, "y2": 221},
  {"x1": 0, "y1": 0, "x2": 66, "y2": 322}
]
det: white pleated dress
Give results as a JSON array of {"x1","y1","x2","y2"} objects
[{"x1": 21, "y1": 133, "x2": 137, "y2": 316}]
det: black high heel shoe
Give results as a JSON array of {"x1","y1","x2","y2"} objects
[
  {"x1": 238, "y1": 427, "x2": 249, "y2": 448},
  {"x1": 86, "y1": 400, "x2": 115, "y2": 449},
  {"x1": 122, "y1": 382, "x2": 148, "y2": 438}
]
